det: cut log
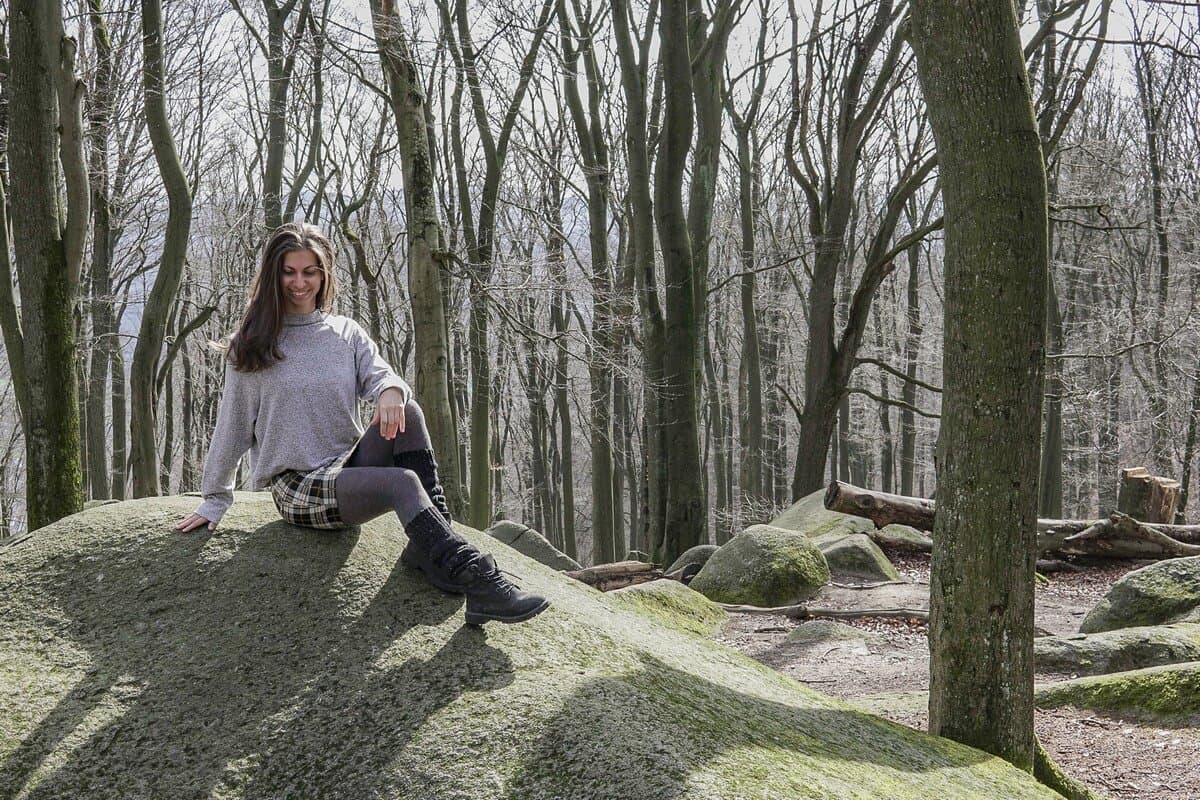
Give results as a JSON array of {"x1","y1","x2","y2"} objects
[
  {"x1": 1117, "y1": 467, "x2": 1180, "y2": 523},
  {"x1": 824, "y1": 481, "x2": 1200, "y2": 560},
  {"x1": 824, "y1": 481, "x2": 935, "y2": 529}
]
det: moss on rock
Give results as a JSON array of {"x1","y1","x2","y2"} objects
[
  {"x1": 689, "y1": 525, "x2": 831, "y2": 607},
  {"x1": 769, "y1": 490, "x2": 875, "y2": 539},
  {"x1": 1035, "y1": 662, "x2": 1200, "y2": 718},
  {"x1": 1079, "y1": 556, "x2": 1200, "y2": 633},
  {"x1": 0, "y1": 493, "x2": 1060, "y2": 799},
  {"x1": 1035, "y1": 623, "x2": 1200, "y2": 676},
  {"x1": 609, "y1": 579, "x2": 727, "y2": 637},
  {"x1": 813, "y1": 533, "x2": 900, "y2": 583}
]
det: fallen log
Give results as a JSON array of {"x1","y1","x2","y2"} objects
[
  {"x1": 825, "y1": 480, "x2": 1200, "y2": 560},
  {"x1": 564, "y1": 560, "x2": 664, "y2": 592},
  {"x1": 718, "y1": 602, "x2": 929, "y2": 622}
]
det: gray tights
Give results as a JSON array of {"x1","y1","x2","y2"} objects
[{"x1": 334, "y1": 399, "x2": 436, "y2": 526}]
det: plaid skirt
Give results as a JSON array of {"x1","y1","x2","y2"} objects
[{"x1": 269, "y1": 441, "x2": 358, "y2": 530}]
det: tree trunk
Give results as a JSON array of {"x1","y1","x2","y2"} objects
[
  {"x1": 110, "y1": 342, "x2": 127, "y2": 500},
  {"x1": 900, "y1": 224, "x2": 923, "y2": 497},
  {"x1": 369, "y1": 0, "x2": 466, "y2": 519},
  {"x1": 130, "y1": 0, "x2": 195, "y2": 498},
  {"x1": 612, "y1": 0, "x2": 667, "y2": 556},
  {"x1": 911, "y1": 0, "x2": 1047, "y2": 770},
  {"x1": 8, "y1": 0, "x2": 88, "y2": 529},
  {"x1": 654, "y1": 0, "x2": 706, "y2": 564},
  {"x1": 1117, "y1": 467, "x2": 1180, "y2": 524},
  {"x1": 560, "y1": 1, "x2": 616, "y2": 564}
]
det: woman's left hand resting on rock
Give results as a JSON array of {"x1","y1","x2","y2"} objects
[
  {"x1": 175, "y1": 513, "x2": 215, "y2": 532},
  {"x1": 372, "y1": 386, "x2": 408, "y2": 440}
]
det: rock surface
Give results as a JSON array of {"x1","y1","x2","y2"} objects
[
  {"x1": 666, "y1": 544, "x2": 719, "y2": 577},
  {"x1": 689, "y1": 525, "x2": 831, "y2": 607},
  {"x1": 609, "y1": 579, "x2": 727, "y2": 637},
  {"x1": 814, "y1": 533, "x2": 900, "y2": 583},
  {"x1": 1036, "y1": 662, "x2": 1200, "y2": 717},
  {"x1": 786, "y1": 620, "x2": 889, "y2": 647},
  {"x1": 1034, "y1": 624, "x2": 1200, "y2": 676},
  {"x1": 1079, "y1": 556, "x2": 1200, "y2": 633},
  {"x1": 0, "y1": 494, "x2": 1060, "y2": 799},
  {"x1": 487, "y1": 519, "x2": 581, "y2": 571},
  {"x1": 769, "y1": 490, "x2": 874, "y2": 539}
]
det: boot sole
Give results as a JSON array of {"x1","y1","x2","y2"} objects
[{"x1": 464, "y1": 598, "x2": 551, "y2": 626}]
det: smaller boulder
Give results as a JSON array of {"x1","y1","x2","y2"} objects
[
  {"x1": 689, "y1": 525, "x2": 830, "y2": 607},
  {"x1": 785, "y1": 620, "x2": 887, "y2": 648},
  {"x1": 876, "y1": 524, "x2": 933, "y2": 552},
  {"x1": 486, "y1": 520, "x2": 581, "y2": 571},
  {"x1": 1036, "y1": 662, "x2": 1200, "y2": 717},
  {"x1": 1080, "y1": 556, "x2": 1200, "y2": 633},
  {"x1": 666, "y1": 544, "x2": 719, "y2": 579},
  {"x1": 814, "y1": 533, "x2": 899, "y2": 583},
  {"x1": 609, "y1": 579, "x2": 727, "y2": 636},
  {"x1": 1035, "y1": 623, "x2": 1200, "y2": 676}
]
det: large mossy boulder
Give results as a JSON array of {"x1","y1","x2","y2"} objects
[
  {"x1": 689, "y1": 525, "x2": 830, "y2": 607},
  {"x1": 609, "y1": 579, "x2": 727, "y2": 637},
  {"x1": 1035, "y1": 624, "x2": 1200, "y2": 676},
  {"x1": 768, "y1": 489, "x2": 874, "y2": 539},
  {"x1": 487, "y1": 519, "x2": 581, "y2": 570},
  {"x1": 1036, "y1": 662, "x2": 1200, "y2": 717},
  {"x1": 1079, "y1": 556, "x2": 1200, "y2": 633},
  {"x1": 813, "y1": 533, "x2": 899, "y2": 583},
  {"x1": 0, "y1": 494, "x2": 1061, "y2": 798}
]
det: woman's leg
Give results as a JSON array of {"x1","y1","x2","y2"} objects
[
  {"x1": 343, "y1": 399, "x2": 449, "y2": 520},
  {"x1": 334, "y1": 466, "x2": 434, "y2": 526}
]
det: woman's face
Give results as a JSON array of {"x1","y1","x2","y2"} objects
[{"x1": 280, "y1": 249, "x2": 323, "y2": 315}]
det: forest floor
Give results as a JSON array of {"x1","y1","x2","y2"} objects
[{"x1": 716, "y1": 554, "x2": 1200, "y2": 800}]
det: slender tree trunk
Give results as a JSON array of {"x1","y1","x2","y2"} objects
[
  {"x1": 370, "y1": 0, "x2": 466, "y2": 518},
  {"x1": 130, "y1": 0, "x2": 195, "y2": 497},
  {"x1": 9, "y1": 0, "x2": 88, "y2": 529},
  {"x1": 735, "y1": 126, "x2": 764, "y2": 508},
  {"x1": 1039, "y1": 271, "x2": 1064, "y2": 517},
  {"x1": 900, "y1": 234, "x2": 922, "y2": 496},
  {"x1": 911, "y1": 0, "x2": 1047, "y2": 770}
]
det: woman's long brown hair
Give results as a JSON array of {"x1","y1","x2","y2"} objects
[{"x1": 227, "y1": 223, "x2": 338, "y2": 372}]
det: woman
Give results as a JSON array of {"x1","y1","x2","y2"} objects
[{"x1": 175, "y1": 222, "x2": 548, "y2": 625}]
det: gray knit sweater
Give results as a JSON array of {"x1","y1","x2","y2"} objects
[{"x1": 196, "y1": 310, "x2": 411, "y2": 524}]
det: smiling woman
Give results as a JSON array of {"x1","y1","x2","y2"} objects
[{"x1": 173, "y1": 222, "x2": 548, "y2": 626}]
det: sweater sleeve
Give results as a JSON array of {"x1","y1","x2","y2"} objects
[
  {"x1": 196, "y1": 360, "x2": 258, "y2": 525},
  {"x1": 352, "y1": 322, "x2": 412, "y2": 405}
]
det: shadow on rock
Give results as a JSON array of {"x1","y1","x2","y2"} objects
[{"x1": 0, "y1": 518, "x2": 500, "y2": 799}]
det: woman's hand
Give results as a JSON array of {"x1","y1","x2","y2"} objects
[
  {"x1": 175, "y1": 512, "x2": 215, "y2": 533},
  {"x1": 372, "y1": 386, "x2": 408, "y2": 439}
]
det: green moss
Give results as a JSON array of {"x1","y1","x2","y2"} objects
[
  {"x1": 690, "y1": 525, "x2": 831, "y2": 606},
  {"x1": 609, "y1": 579, "x2": 728, "y2": 636},
  {"x1": 1036, "y1": 662, "x2": 1200, "y2": 717}
]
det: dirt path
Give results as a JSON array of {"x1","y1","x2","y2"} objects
[{"x1": 715, "y1": 554, "x2": 1200, "y2": 800}]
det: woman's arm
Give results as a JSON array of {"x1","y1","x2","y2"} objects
[
  {"x1": 186, "y1": 360, "x2": 259, "y2": 527},
  {"x1": 352, "y1": 321, "x2": 412, "y2": 406}
]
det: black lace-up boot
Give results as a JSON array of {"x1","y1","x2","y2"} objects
[
  {"x1": 453, "y1": 554, "x2": 550, "y2": 625},
  {"x1": 401, "y1": 508, "x2": 550, "y2": 624}
]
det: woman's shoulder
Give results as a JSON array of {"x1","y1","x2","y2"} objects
[{"x1": 317, "y1": 314, "x2": 372, "y2": 349}]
